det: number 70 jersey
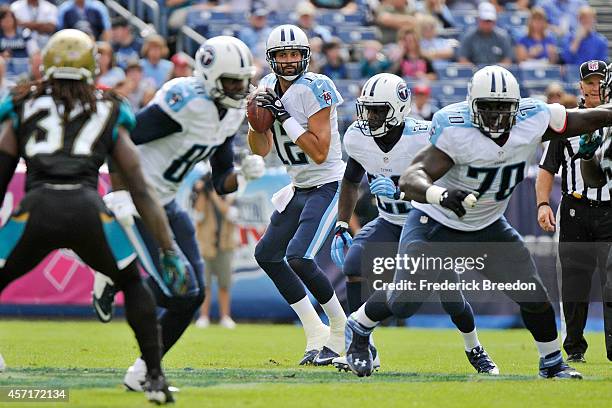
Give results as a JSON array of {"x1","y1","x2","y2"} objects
[
  {"x1": 412, "y1": 98, "x2": 566, "y2": 231},
  {"x1": 259, "y1": 72, "x2": 346, "y2": 188}
]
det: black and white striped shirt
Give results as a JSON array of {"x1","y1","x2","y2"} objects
[{"x1": 539, "y1": 130, "x2": 611, "y2": 202}]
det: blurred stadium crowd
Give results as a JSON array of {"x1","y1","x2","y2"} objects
[{"x1": 0, "y1": 0, "x2": 609, "y2": 131}]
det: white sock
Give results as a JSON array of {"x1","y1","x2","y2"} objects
[
  {"x1": 536, "y1": 338, "x2": 560, "y2": 358},
  {"x1": 354, "y1": 304, "x2": 378, "y2": 329},
  {"x1": 290, "y1": 296, "x2": 326, "y2": 349},
  {"x1": 321, "y1": 293, "x2": 346, "y2": 329},
  {"x1": 461, "y1": 329, "x2": 481, "y2": 352}
]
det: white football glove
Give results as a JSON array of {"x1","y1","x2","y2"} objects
[
  {"x1": 240, "y1": 154, "x2": 265, "y2": 180},
  {"x1": 103, "y1": 190, "x2": 138, "y2": 227}
]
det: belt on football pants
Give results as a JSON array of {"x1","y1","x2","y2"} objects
[{"x1": 565, "y1": 192, "x2": 611, "y2": 208}]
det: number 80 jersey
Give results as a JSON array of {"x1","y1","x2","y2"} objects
[
  {"x1": 413, "y1": 99, "x2": 566, "y2": 231},
  {"x1": 137, "y1": 77, "x2": 245, "y2": 205},
  {"x1": 259, "y1": 72, "x2": 346, "y2": 188}
]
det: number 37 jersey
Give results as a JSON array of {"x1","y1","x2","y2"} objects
[
  {"x1": 0, "y1": 91, "x2": 134, "y2": 191},
  {"x1": 259, "y1": 72, "x2": 346, "y2": 188},
  {"x1": 413, "y1": 98, "x2": 567, "y2": 231}
]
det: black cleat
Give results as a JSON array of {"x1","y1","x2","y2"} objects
[
  {"x1": 566, "y1": 353, "x2": 586, "y2": 363},
  {"x1": 299, "y1": 349, "x2": 320, "y2": 365},
  {"x1": 143, "y1": 373, "x2": 175, "y2": 404},
  {"x1": 313, "y1": 346, "x2": 340, "y2": 366},
  {"x1": 92, "y1": 273, "x2": 117, "y2": 323},
  {"x1": 345, "y1": 316, "x2": 373, "y2": 377},
  {"x1": 465, "y1": 346, "x2": 499, "y2": 375},
  {"x1": 539, "y1": 351, "x2": 583, "y2": 379}
]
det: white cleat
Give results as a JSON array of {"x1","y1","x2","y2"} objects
[
  {"x1": 220, "y1": 316, "x2": 237, "y2": 329},
  {"x1": 124, "y1": 358, "x2": 147, "y2": 392},
  {"x1": 0, "y1": 353, "x2": 6, "y2": 372},
  {"x1": 124, "y1": 358, "x2": 180, "y2": 393},
  {"x1": 195, "y1": 316, "x2": 210, "y2": 328}
]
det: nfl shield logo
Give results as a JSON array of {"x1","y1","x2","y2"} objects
[
  {"x1": 588, "y1": 61, "x2": 599, "y2": 71},
  {"x1": 383, "y1": 157, "x2": 389, "y2": 163}
]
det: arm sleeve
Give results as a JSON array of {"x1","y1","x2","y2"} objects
[
  {"x1": 209, "y1": 136, "x2": 236, "y2": 195},
  {"x1": 539, "y1": 139, "x2": 564, "y2": 174},
  {"x1": 130, "y1": 103, "x2": 182, "y2": 145},
  {"x1": 344, "y1": 156, "x2": 366, "y2": 184}
]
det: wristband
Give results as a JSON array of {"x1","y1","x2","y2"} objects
[
  {"x1": 282, "y1": 116, "x2": 306, "y2": 143},
  {"x1": 425, "y1": 185, "x2": 446, "y2": 204},
  {"x1": 336, "y1": 221, "x2": 349, "y2": 229},
  {"x1": 537, "y1": 202, "x2": 550, "y2": 209}
]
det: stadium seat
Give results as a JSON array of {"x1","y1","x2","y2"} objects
[
  {"x1": 452, "y1": 12, "x2": 478, "y2": 30},
  {"x1": 430, "y1": 82, "x2": 468, "y2": 104},
  {"x1": 434, "y1": 63, "x2": 474, "y2": 81},
  {"x1": 336, "y1": 26, "x2": 379, "y2": 43},
  {"x1": 563, "y1": 65, "x2": 582, "y2": 84},
  {"x1": 345, "y1": 62, "x2": 363, "y2": 80},
  {"x1": 519, "y1": 65, "x2": 562, "y2": 82},
  {"x1": 497, "y1": 11, "x2": 529, "y2": 31}
]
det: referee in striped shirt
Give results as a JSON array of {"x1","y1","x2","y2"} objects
[{"x1": 536, "y1": 60, "x2": 612, "y2": 364}]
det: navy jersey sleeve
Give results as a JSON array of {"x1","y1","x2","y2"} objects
[
  {"x1": 209, "y1": 136, "x2": 236, "y2": 195},
  {"x1": 131, "y1": 103, "x2": 183, "y2": 145},
  {"x1": 344, "y1": 156, "x2": 366, "y2": 184}
]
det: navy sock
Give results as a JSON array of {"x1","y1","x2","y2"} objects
[
  {"x1": 287, "y1": 258, "x2": 334, "y2": 304},
  {"x1": 363, "y1": 291, "x2": 394, "y2": 322},
  {"x1": 258, "y1": 260, "x2": 306, "y2": 304},
  {"x1": 445, "y1": 301, "x2": 476, "y2": 333},
  {"x1": 346, "y1": 281, "x2": 365, "y2": 314},
  {"x1": 521, "y1": 303, "x2": 558, "y2": 343}
]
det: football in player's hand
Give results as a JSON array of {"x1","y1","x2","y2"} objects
[{"x1": 247, "y1": 90, "x2": 274, "y2": 133}]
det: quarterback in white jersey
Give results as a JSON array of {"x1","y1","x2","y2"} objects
[
  {"x1": 345, "y1": 65, "x2": 612, "y2": 379},
  {"x1": 248, "y1": 24, "x2": 347, "y2": 366},
  {"x1": 331, "y1": 74, "x2": 497, "y2": 376},
  {"x1": 92, "y1": 37, "x2": 265, "y2": 391}
]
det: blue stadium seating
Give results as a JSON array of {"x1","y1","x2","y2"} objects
[
  {"x1": 430, "y1": 82, "x2": 468, "y2": 105},
  {"x1": 345, "y1": 62, "x2": 362, "y2": 80},
  {"x1": 433, "y1": 62, "x2": 474, "y2": 81},
  {"x1": 336, "y1": 26, "x2": 379, "y2": 43},
  {"x1": 519, "y1": 65, "x2": 562, "y2": 82}
]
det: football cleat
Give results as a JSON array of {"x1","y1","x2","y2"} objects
[
  {"x1": 465, "y1": 346, "x2": 499, "y2": 375},
  {"x1": 124, "y1": 358, "x2": 147, "y2": 392},
  {"x1": 333, "y1": 343, "x2": 381, "y2": 372},
  {"x1": 345, "y1": 316, "x2": 373, "y2": 377},
  {"x1": 566, "y1": 353, "x2": 586, "y2": 363},
  {"x1": 299, "y1": 349, "x2": 320, "y2": 365},
  {"x1": 313, "y1": 346, "x2": 340, "y2": 366},
  {"x1": 539, "y1": 351, "x2": 582, "y2": 379},
  {"x1": 92, "y1": 272, "x2": 117, "y2": 323},
  {"x1": 143, "y1": 373, "x2": 175, "y2": 405},
  {"x1": 0, "y1": 353, "x2": 6, "y2": 372}
]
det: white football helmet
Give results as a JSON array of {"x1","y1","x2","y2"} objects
[
  {"x1": 467, "y1": 65, "x2": 520, "y2": 139},
  {"x1": 265, "y1": 24, "x2": 310, "y2": 81},
  {"x1": 356, "y1": 73, "x2": 411, "y2": 137},
  {"x1": 194, "y1": 36, "x2": 255, "y2": 109}
]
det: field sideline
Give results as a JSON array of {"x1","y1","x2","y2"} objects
[{"x1": 0, "y1": 320, "x2": 610, "y2": 407}]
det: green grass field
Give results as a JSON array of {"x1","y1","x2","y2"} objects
[{"x1": 0, "y1": 320, "x2": 610, "y2": 407}]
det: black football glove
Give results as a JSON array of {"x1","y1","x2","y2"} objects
[
  {"x1": 255, "y1": 89, "x2": 290, "y2": 123},
  {"x1": 439, "y1": 189, "x2": 478, "y2": 218}
]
